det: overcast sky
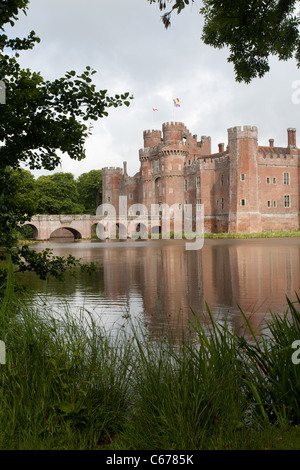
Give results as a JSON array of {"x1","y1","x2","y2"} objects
[{"x1": 8, "y1": 0, "x2": 300, "y2": 178}]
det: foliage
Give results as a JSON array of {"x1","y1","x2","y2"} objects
[
  {"x1": 34, "y1": 173, "x2": 85, "y2": 215},
  {"x1": 149, "y1": 0, "x2": 300, "y2": 82},
  {"x1": 77, "y1": 170, "x2": 102, "y2": 214},
  {"x1": 0, "y1": 167, "x2": 37, "y2": 247}
]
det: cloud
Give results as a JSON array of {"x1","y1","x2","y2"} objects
[{"x1": 9, "y1": 0, "x2": 300, "y2": 178}]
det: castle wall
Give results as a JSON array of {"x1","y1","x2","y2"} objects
[{"x1": 102, "y1": 122, "x2": 300, "y2": 234}]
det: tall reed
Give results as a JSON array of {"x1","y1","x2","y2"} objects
[{"x1": 1, "y1": 258, "x2": 300, "y2": 449}]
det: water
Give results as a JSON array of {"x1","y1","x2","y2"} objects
[{"x1": 18, "y1": 237, "x2": 300, "y2": 337}]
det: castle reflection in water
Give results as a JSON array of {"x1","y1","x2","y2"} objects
[
  {"x1": 26, "y1": 238, "x2": 300, "y2": 339},
  {"x1": 94, "y1": 238, "x2": 300, "y2": 336}
]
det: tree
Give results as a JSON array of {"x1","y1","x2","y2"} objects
[
  {"x1": 0, "y1": 1, "x2": 132, "y2": 283},
  {"x1": 0, "y1": 167, "x2": 37, "y2": 245},
  {"x1": 148, "y1": 0, "x2": 300, "y2": 83},
  {"x1": 34, "y1": 173, "x2": 85, "y2": 215},
  {"x1": 77, "y1": 170, "x2": 102, "y2": 214}
]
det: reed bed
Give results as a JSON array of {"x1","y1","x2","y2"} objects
[{"x1": 1, "y1": 263, "x2": 300, "y2": 449}]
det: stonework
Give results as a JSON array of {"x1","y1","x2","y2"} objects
[{"x1": 102, "y1": 122, "x2": 300, "y2": 233}]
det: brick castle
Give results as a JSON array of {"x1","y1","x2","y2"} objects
[{"x1": 102, "y1": 122, "x2": 300, "y2": 233}]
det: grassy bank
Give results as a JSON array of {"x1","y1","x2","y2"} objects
[{"x1": 1, "y1": 266, "x2": 300, "y2": 449}]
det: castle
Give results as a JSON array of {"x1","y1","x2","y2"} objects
[{"x1": 102, "y1": 122, "x2": 300, "y2": 233}]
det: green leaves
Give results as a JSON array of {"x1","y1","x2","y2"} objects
[{"x1": 149, "y1": 0, "x2": 300, "y2": 82}]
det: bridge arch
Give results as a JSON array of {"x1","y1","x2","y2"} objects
[
  {"x1": 50, "y1": 227, "x2": 82, "y2": 239},
  {"x1": 128, "y1": 221, "x2": 148, "y2": 239},
  {"x1": 21, "y1": 223, "x2": 39, "y2": 240},
  {"x1": 151, "y1": 225, "x2": 162, "y2": 237}
]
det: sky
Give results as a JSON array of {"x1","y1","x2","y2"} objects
[{"x1": 7, "y1": 0, "x2": 300, "y2": 178}]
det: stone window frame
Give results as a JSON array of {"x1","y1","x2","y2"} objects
[
  {"x1": 284, "y1": 195, "x2": 291, "y2": 208},
  {"x1": 240, "y1": 198, "x2": 246, "y2": 207},
  {"x1": 184, "y1": 179, "x2": 188, "y2": 191},
  {"x1": 266, "y1": 177, "x2": 270, "y2": 184},
  {"x1": 273, "y1": 177, "x2": 277, "y2": 184},
  {"x1": 240, "y1": 173, "x2": 246, "y2": 181},
  {"x1": 267, "y1": 200, "x2": 271, "y2": 208},
  {"x1": 283, "y1": 172, "x2": 290, "y2": 185},
  {"x1": 196, "y1": 176, "x2": 201, "y2": 188}
]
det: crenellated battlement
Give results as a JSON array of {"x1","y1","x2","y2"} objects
[
  {"x1": 143, "y1": 129, "x2": 162, "y2": 137},
  {"x1": 162, "y1": 121, "x2": 187, "y2": 130},
  {"x1": 228, "y1": 125, "x2": 258, "y2": 141},
  {"x1": 102, "y1": 167, "x2": 123, "y2": 175}
]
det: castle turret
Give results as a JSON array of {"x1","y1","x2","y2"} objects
[
  {"x1": 143, "y1": 129, "x2": 162, "y2": 148},
  {"x1": 102, "y1": 167, "x2": 123, "y2": 214},
  {"x1": 228, "y1": 126, "x2": 261, "y2": 233}
]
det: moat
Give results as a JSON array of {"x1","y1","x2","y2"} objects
[{"x1": 19, "y1": 237, "x2": 300, "y2": 337}]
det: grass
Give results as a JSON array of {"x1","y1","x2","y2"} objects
[{"x1": 1, "y1": 262, "x2": 300, "y2": 449}]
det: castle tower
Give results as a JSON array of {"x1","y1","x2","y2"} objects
[
  {"x1": 102, "y1": 167, "x2": 123, "y2": 215},
  {"x1": 228, "y1": 126, "x2": 262, "y2": 233}
]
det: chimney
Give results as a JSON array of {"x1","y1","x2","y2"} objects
[
  {"x1": 218, "y1": 143, "x2": 224, "y2": 153},
  {"x1": 287, "y1": 128, "x2": 296, "y2": 147},
  {"x1": 123, "y1": 161, "x2": 127, "y2": 176},
  {"x1": 269, "y1": 139, "x2": 274, "y2": 147}
]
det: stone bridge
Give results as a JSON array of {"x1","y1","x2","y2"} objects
[{"x1": 23, "y1": 215, "x2": 163, "y2": 240}]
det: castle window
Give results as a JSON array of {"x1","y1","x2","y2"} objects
[
  {"x1": 185, "y1": 200, "x2": 188, "y2": 205},
  {"x1": 266, "y1": 177, "x2": 270, "y2": 184},
  {"x1": 273, "y1": 177, "x2": 277, "y2": 184},
  {"x1": 240, "y1": 199, "x2": 246, "y2": 206},
  {"x1": 221, "y1": 174, "x2": 224, "y2": 186},
  {"x1": 267, "y1": 200, "x2": 271, "y2": 208},
  {"x1": 107, "y1": 196, "x2": 111, "y2": 202},
  {"x1": 274, "y1": 201, "x2": 277, "y2": 208},
  {"x1": 284, "y1": 195, "x2": 290, "y2": 208},
  {"x1": 188, "y1": 159, "x2": 191, "y2": 166},
  {"x1": 184, "y1": 179, "x2": 188, "y2": 191},
  {"x1": 196, "y1": 199, "x2": 201, "y2": 209},
  {"x1": 178, "y1": 164, "x2": 182, "y2": 170},
  {"x1": 179, "y1": 204, "x2": 182, "y2": 210},
  {"x1": 169, "y1": 187, "x2": 173, "y2": 194},
  {"x1": 129, "y1": 193, "x2": 133, "y2": 199},
  {"x1": 284, "y1": 172, "x2": 290, "y2": 185},
  {"x1": 221, "y1": 197, "x2": 224, "y2": 209},
  {"x1": 240, "y1": 173, "x2": 246, "y2": 181},
  {"x1": 196, "y1": 176, "x2": 201, "y2": 188}
]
